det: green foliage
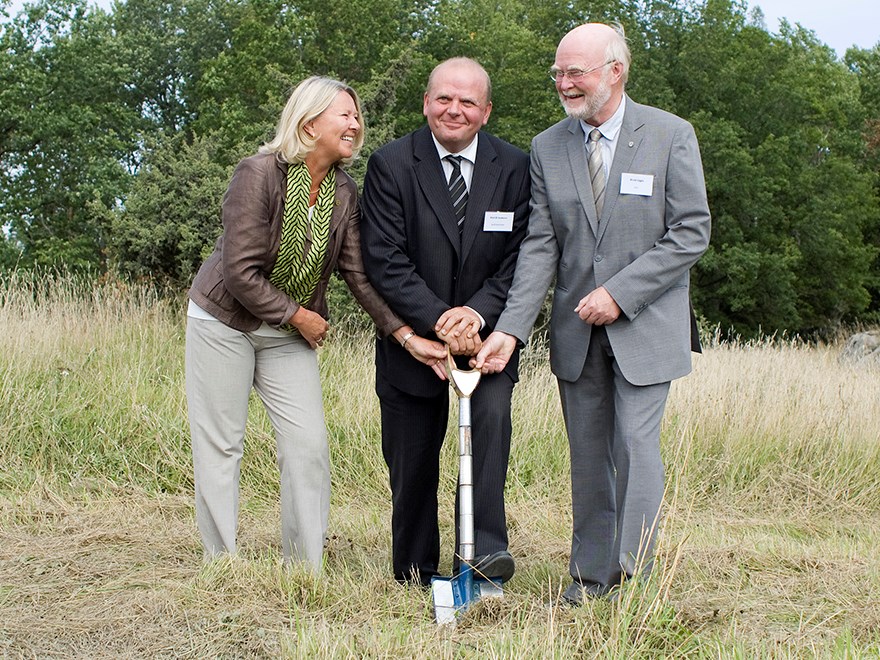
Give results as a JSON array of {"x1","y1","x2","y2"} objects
[
  {"x1": 674, "y1": 1, "x2": 880, "y2": 336},
  {"x1": 2, "y1": 0, "x2": 880, "y2": 336},
  {"x1": 0, "y1": 236, "x2": 25, "y2": 269},
  {"x1": 110, "y1": 0, "x2": 226, "y2": 133},
  {"x1": 189, "y1": 0, "x2": 310, "y2": 157},
  {"x1": 295, "y1": 0, "x2": 426, "y2": 84},
  {"x1": 0, "y1": 0, "x2": 141, "y2": 268},
  {"x1": 110, "y1": 134, "x2": 233, "y2": 285},
  {"x1": 845, "y1": 44, "x2": 880, "y2": 317},
  {"x1": 347, "y1": 43, "x2": 421, "y2": 185}
]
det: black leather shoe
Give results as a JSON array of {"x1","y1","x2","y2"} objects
[
  {"x1": 469, "y1": 550, "x2": 515, "y2": 582},
  {"x1": 558, "y1": 579, "x2": 610, "y2": 606}
]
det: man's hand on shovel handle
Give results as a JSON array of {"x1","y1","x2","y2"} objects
[
  {"x1": 435, "y1": 307, "x2": 482, "y2": 355},
  {"x1": 471, "y1": 331, "x2": 517, "y2": 374}
]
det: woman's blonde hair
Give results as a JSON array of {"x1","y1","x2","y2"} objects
[{"x1": 260, "y1": 76, "x2": 365, "y2": 166}]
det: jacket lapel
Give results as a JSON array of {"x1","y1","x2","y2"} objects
[
  {"x1": 598, "y1": 96, "x2": 645, "y2": 243},
  {"x1": 565, "y1": 118, "x2": 599, "y2": 236},
  {"x1": 327, "y1": 167, "x2": 347, "y2": 240},
  {"x1": 413, "y1": 127, "x2": 461, "y2": 256},
  {"x1": 460, "y1": 134, "x2": 500, "y2": 259},
  {"x1": 269, "y1": 157, "x2": 288, "y2": 260}
]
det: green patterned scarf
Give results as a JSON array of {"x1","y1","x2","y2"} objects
[{"x1": 269, "y1": 162, "x2": 335, "y2": 309}]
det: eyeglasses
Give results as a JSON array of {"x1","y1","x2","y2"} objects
[{"x1": 548, "y1": 61, "x2": 616, "y2": 83}]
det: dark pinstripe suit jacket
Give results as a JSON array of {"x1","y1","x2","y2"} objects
[{"x1": 361, "y1": 126, "x2": 531, "y2": 396}]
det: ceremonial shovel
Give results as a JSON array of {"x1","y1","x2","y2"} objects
[{"x1": 431, "y1": 348, "x2": 503, "y2": 625}]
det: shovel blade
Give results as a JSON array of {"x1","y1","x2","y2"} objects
[
  {"x1": 431, "y1": 577, "x2": 460, "y2": 625},
  {"x1": 431, "y1": 573, "x2": 504, "y2": 625}
]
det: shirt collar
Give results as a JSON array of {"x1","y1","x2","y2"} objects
[
  {"x1": 580, "y1": 95, "x2": 626, "y2": 143},
  {"x1": 431, "y1": 132, "x2": 479, "y2": 164}
]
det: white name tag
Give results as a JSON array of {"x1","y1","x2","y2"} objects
[
  {"x1": 620, "y1": 173, "x2": 654, "y2": 196},
  {"x1": 483, "y1": 211, "x2": 514, "y2": 232}
]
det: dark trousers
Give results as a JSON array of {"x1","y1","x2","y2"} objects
[{"x1": 377, "y1": 370, "x2": 514, "y2": 584}]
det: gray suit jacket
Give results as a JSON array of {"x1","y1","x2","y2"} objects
[{"x1": 496, "y1": 97, "x2": 711, "y2": 386}]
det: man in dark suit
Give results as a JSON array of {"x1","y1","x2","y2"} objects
[
  {"x1": 361, "y1": 57, "x2": 531, "y2": 586},
  {"x1": 475, "y1": 23, "x2": 711, "y2": 603}
]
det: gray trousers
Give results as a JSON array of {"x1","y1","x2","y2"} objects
[
  {"x1": 185, "y1": 316, "x2": 329, "y2": 570},
  {"x1": 558, "y1": 326, "x2": 670, "y2": 588}
]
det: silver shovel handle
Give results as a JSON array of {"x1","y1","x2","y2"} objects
[
  {"x1": 445, "y1": 347, "x2": 481, "y2": 564},
  {"x1": 458, "y1": 404, "x2": 474, "y2": 562}
]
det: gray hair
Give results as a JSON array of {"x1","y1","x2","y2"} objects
[{"x1": 606, "y1": 22, "x2": 632, "y2": 85}]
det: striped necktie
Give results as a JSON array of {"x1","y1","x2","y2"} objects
[
  {"x1": 445, "y1": 155, "x2": 468, "y2": 232},
  {"x1": 588, "y1": 128, "x2": 606, "y2": 217}
]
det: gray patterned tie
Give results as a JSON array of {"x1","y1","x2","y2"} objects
[
  {"x1": 588, "y1": 128, "x2": 606, "y2": 217},
  {"x1": 445, "y1": 155, "x2": 468, "y2": 232}
]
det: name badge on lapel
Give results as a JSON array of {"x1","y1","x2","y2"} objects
[
  {"x1": 620, "y1": 173, "x2": 654, "y2": 196},
  {"x1": 483, "y1": 211, "x2": 514, "y2": 232}
]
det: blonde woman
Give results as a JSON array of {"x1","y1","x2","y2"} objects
[{"x1": 185, "y1": 76, "x2": 445, "y2": 570}]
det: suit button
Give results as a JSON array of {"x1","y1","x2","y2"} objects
[{"x1": 594, "y1": 255, "x2": 603, "y2": 262}]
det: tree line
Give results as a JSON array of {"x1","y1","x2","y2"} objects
[{"x1": 2, "y1": 0, "x2": 878, "y2": 337}]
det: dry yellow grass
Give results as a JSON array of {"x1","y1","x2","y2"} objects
[
  {"x1": 675, "y1": 338, "x2": 880, "y2": 453},
  {"x1": 2, "y1": 272, "x2": 880, "y2": 657}
]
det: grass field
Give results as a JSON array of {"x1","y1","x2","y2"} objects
[{"x1": 2, "y1": 272, "x2": 879, "y2": 658}]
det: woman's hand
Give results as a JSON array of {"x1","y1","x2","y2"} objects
[
  {"x1": 391, "y1": 326, "x2": 448, "y2": 380},
  {"x1": 289, "y1": 306, "x2": 329, "y2": 349},
  {"x1": 405, "y1": 336, "x2": 449, "y2": 380}
]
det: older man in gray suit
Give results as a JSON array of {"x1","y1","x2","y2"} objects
[{"x1": 474, "y1": 22, "x2": 711, "y2": 603}]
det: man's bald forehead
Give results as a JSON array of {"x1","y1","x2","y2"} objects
[
  {"x1": 427, "y1": 57, "x2": 492, "y2": 103},
  {"x1": 559, "y1": 23, "x2": 616, "y2": 51}
]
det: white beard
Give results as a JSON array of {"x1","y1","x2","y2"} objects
[{"x1": 561, "y1": 71, "x2": 613, "y2": 123}]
